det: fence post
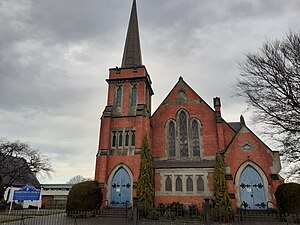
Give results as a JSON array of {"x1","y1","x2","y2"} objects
[
  {"x1": 133, "y1": 197, "x2": 139, "y2": 225},
  {"x1": 204, "y1": 198, "x2": 211, "y2": 225}
]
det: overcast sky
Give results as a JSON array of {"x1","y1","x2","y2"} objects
[{"x1": 0, "y1": 0, "x2": 299, "y2": 184}]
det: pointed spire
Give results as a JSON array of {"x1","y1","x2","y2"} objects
[{"x1": 121, "y1": 0, "x2": 142, "y2": 68}]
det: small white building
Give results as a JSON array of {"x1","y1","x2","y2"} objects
[{"x1": 40, "y1": 184, "x2": 73, "y2": 209}]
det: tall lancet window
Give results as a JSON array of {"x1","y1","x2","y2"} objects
[
  {"x1": 131, "y1": 85, "x2": 137, "y2": 106},
  {"x1": 192, "y1": 120, "x2": 200, "y2": 157},
  {"x1": 116, "y1": 86, "x2": 122, "y2": 107},
  {"x1": 179, "y1": 111, "x2": 188, "y2": 157},
  {"x1": 168, "y1": 121, "x2": 176, "y2": 157}
]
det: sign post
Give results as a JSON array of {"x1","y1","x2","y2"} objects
[{"x1": 10, "y1": 185, "x2": 41, "y2": 213}]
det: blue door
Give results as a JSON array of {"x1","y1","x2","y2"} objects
[
  {"x1": 239, "y1": 166, "x2": 267, "y2": 210},
  {"x1": 110, "y1": 167, "x2": 131, "y2": 208}
]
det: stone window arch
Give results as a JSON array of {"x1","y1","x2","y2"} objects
[{"x1": 178, "y1": 110, "x2": 189, "y2": 158}]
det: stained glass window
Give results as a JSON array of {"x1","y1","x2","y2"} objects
[
  {"x1": 165, "y1": 176, "x2": 172, "y2": 192},
  {"x1": 168, "y1": 121, "x2": 176, "y2": 157},
  {"x1": 179, "y1": 111, "x2": 188, "y2": 157},
  {"x1": 192, "y1": 120, "x2": 200, "y2": 157}
]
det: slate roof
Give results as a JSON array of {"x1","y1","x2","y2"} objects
[
  {"x1": 121, "y1": 0, "x2": 142, "y2": 67},
  {"x1": 228, "y1": 122, "x2": 241, "y2": 133}
]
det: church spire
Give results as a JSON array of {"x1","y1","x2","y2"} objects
[{"x1": 121, "y1": 0, "x2": 142, "y2": 68}]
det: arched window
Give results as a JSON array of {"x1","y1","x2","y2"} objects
[
  {"x1": 197, "y1": 176, "x2": 204, "y2": 191},
  {"x1": 191, "y1": 120, "x2": 200, "y2": 157},
  {"x1": 131, "y1": 85, "x2": 137, "y2": 106},
  {"x1": 116, "y1": 86, "x2": 122, "y2": 107},
  {"x1": 186, "y1": 176, "x2": 193, "y2": 192},
  {"x1": 176, "y1": 176, "x2": 183, "y2": 191},
  {"x1": 179, "y1": 111, "x2": 188, "y2": 157},
  {"x1": 168, "y1": 121, "x2": 176, "y2": 157},
  {"x1": 165, "y1": 176, "x2": 172, "y2": 192}
]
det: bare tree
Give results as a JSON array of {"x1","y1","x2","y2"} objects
[
  {"x1": 67, "y1": 175, "x2": 92, "y2": 184},
  {"x1": 0, "y1": 138, "x2": 53, "y2": 203},
  {"x1": 234, "y1": 31, "x2": 300, "y2": 180}
]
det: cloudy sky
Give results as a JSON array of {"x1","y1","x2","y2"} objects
[{"x1": 0, "y1": 0, "x2": 299, "y2": 183}]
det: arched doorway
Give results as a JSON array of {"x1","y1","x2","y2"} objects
[
  {"x1": 239, "y1": 166, "x2": 267, "y2": 210},
  {"x1": 110, "y1": 167, "x2": 131, "y2": 208}
]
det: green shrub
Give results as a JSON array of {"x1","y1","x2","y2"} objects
[
  {"x1": 66, "y1": 181, "x2": 102, "y2": 213},
  {"x1": 275, "y1": 183, "x2": 300, "y2": 214}
]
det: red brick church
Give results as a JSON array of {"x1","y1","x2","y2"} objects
[{"x1": 94, "y1": 0, "x2": 283, "y2": 210}]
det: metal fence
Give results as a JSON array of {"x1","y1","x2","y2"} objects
[
  {"x1": 0, "y1": 210, "x2": 131, "y2": 225},
  {"x1": 1, "y1": 208, "x2": 300, "y2": 225}
]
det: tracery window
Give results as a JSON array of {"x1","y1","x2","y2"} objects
[
  {"x1": 166, "y1": 109, "x2": 201, "y2": 159},
  {"x1": 192, "y1": 120, "x2": 200, "y2": 157},
  {"x1": 179, "y1": 111, "x2": 188, "y2": 157},
  {"x1": 168, "y1": 121, "x2": 176, "y2": 157}
]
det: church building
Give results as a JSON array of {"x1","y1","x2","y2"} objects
[{"x1": 94, "y1": 0, "x2": 283, "y2": 210}]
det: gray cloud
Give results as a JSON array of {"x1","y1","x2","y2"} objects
[{"x1": 0, "y1": 0, "x2": 299, "y2": 183}]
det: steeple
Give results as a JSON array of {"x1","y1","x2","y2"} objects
[{"x1": 121, "y1": 0, "x2": 142, "y2": 68}]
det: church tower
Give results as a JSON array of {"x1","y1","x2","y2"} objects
[{"x1": 94, "y1": 0, "x2": 153, "y2": 207}]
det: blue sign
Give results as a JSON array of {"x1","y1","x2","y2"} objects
[{"x1": 13, "y1": 185, "x2": 40, "y2": 201}]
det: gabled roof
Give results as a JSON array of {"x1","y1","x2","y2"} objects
[
  {"x1": 121, "y1": 0, "x2": 142, "y2": 68},
  {"x1": 222, "y1": 124, "x2": 278, "y2": 154},
  {"x1": 151, "y1": 77, "x2": 216, "y2": 117}
]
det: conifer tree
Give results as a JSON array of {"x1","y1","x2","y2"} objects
[
  {"x1": 136, "y1": 135, "x2": 154, "y2": 207},
  {"x1": 212, "y1": 152, "x2": 231, "y2": 222}
]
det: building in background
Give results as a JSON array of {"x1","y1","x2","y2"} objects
[
  {"x1": 40, "y1": 184, "x2": 73, "y2": 209},
  {"x1": 94, "y1": 0, "x2": 284, "y2": 210}
]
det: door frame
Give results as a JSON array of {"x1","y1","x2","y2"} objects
[
  {"x1": 234, "y1": 161, "x2": 270, "y2": 209},
  {"x1": 107, "y1": 164, "x2": 134, "y2": 207}
]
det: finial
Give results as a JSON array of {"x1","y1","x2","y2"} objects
[{"x1": 240, "y1": 115, "x2": 245, "y2": 126}]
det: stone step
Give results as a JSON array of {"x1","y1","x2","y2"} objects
[
  {"x1": 99, "y1": 208, "x2": 129, "y2": 218},
  {"x1": 238, "y1": 213, "x2": 283, "y2": 222}
]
